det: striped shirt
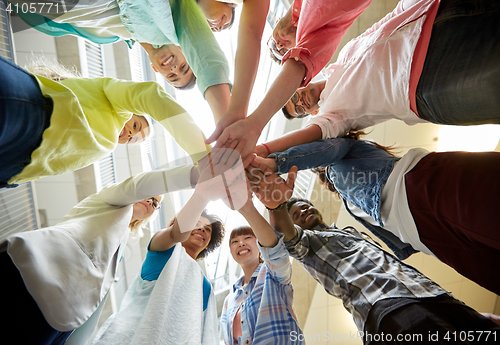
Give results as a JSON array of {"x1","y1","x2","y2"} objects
[
  {"x1": 285, "y1": 225, "x2": 448, "y2": 331},
  {"x1": 221, "y1": 236, "x2": 304, "y2": 344}
]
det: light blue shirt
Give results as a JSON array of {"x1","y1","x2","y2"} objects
[{"x1": 220, "y1": 236, "x2": 304, "y2": 345}]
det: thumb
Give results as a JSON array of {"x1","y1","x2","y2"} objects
[
  {"x1": 286, "y1": 166, "x2": 298, "y2": 191},
  {"x1": 205, "y1": 124, "x2": 224, "y2": 145}
]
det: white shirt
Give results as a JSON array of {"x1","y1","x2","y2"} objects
[
  {"x1": 0, "y1": 165, "x2": 193, "y2": 331},
  {"x1": 348, "y1": 148, "x2": 435, "y2": 255},
  {"x1": 306, "y1": 0, "x2": 437, "y2": 139}
]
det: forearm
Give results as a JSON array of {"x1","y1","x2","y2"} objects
[
  {"x1": 227, "y1": 0, "x2": 269, "y2": 116},
  {"x1": 265, "y1": 125, "x2": 322, "y2": 154},
  {"x1": 175, "y1": 191, "x2": 209, "y2": 236},
  {"x1": 205, "y1": 83, "x2": 231, "y2": 123},
  {"x1": 239, "y1": 203, "x2": 278, "y2": 248},
  {"x1": 247, "y1": 59, "x2": 306, "y2": 131},
  {"x1": 149, "y1": 191, "x2": 208, "y2": 252},
  {"x1": 269, "y1": 207, "x2": 297, "y2": 242}
]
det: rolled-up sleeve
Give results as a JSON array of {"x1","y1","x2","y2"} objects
[
  {"x1": 257, "y1": 235, "x2": 292, "y2": 285},
  {"x1": 305, "y1": 113, "x2": 347, "y2": 139},
  {"x1": 272, "y1": 138, "x2": 352, "y2": 175},
  {"x1": 284, "y1": 226, "x2": 311, "y2": 261},
  {"x1": 282, "y1": 0, "x2": 372, "y2": 87}
]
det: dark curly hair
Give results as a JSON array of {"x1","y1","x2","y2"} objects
[
  {"x1": 168, "y1": 210, "x2": 225, "y2": 260},
  {"x1": 286, "y1": 197, "x2": 314, "y2": 212},
  {"x1": 197, "y1": 210, "x2": 225, "y2": 260}
]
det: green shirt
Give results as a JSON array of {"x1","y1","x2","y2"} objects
[{"x1": 11, "y1": 0, "x2": 231, "y2": 94}]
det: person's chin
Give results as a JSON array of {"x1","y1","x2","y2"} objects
[{"x1": 305, "y1": 215, "x2": 321, "y2": 229}]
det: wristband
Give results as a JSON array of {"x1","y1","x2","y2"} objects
[
  {"x1": 262, "y1": 143, "x2": 271, "y2": 156},
  {"x1": 265, "y1": 201, "x2": 287, "y2": 212}
]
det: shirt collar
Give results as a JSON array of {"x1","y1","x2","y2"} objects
[
  {"x1": 312, "y1": 222, "x2": 331, "y2": 231},
  {"x1": 232, "y1": 263, "x2": 262, "y2": 292}
]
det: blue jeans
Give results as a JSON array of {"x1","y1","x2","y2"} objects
[
  {"x1": 0, "y1": 56, "x2": 52, "y2": 188},
  {"x1": 0, "y1": 252, "x2": 72, "y2": 345},
  {"x1": 416, "y1": 0, "x2": 500, "y2": 125}
]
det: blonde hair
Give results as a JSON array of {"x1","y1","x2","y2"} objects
[
  {"x1": 128, "y1": 196, "x2": 164, "y2": 238},
  {"x1": 26, "y1": 57, "x2": 80, "y2": 81}
]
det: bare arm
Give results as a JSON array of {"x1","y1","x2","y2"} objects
[
  {"x1": 238, "y1": 200, "x2": 278, "y2": 248},
  {"x1": 206, "y1": 59, "x2": 306, "y2": 159},
  {"x1": 151, "y1": 139, "x2": 249, "y2": 252},
  {"x1": 149, "y1": 192, "x2": 209, "y2": 252},
  {"x1": 205, "y1": 83, "x2": 231, "y2": 123},
  {"x1": 224, "y1": 0, "x2": 270, "y2": 120},
  {"x1": 247, "y1": 59, "x2": 306, "y2": 130},
  {"x1": 269, "y1": 206, "x2": 298, "y2": 242},
  {"x1": 245, "y1": 159, "x2": 298, "y2": 242}
]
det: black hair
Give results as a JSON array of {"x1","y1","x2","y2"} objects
[
  {"x1": 282, "y1": 104, "x2": 294, "y2": 120},
  {"x1": 197, "y1": 210, "x2": 225, "y2": 260},
  {"x1": 167, "y1": 210, "x2": 225, "y2": 260},
  {"x1": 227, "y1": 5, "x2": 237, "y2": 30},
  {"x1": 173, "y1": 73, "x2": 197, "y2": 91},
  {"x1": 286, "y1": 197, "x2": 314, "y2": 212}
]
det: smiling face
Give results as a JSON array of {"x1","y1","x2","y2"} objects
[
  {"x1": 183, "y1": 216, "x2": 213, "y2": 255},
  {"x1": 118, "y1": 114, "x2": 150, "y2": 144},
  {"x1": 143, "y1": 43, "x2": 196, "y2": 89},
  {"x1": 229, "y1": 232, "x2": 259, "y2": 267},
  {"x1": 197, "y1": 0, "x2": 235, "y2": 32},
  {"x1": 284, "y1": 83, "x2": 322, "y2": 118},
  {"x1": 288, "y1": 201, "x2": 324, "y2": 229}
]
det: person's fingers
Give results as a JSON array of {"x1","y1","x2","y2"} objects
[
  {"x1": 245, "y1": 166, "x2": 264, "y2": 183},
  {"x1": 205, "y1": 123, "x2": 223, "y2": 145},
  {"x1": 286, "y1": 166, "x2": 298, "y2": 190},
  {"x1": 210, "y1": 127, "x2": 231, "y2": 149},
  {"x1": 241, "y1": 153, "x2": 256, "y2": 169},
  {"x1": 247, "y1": 158, "x2": 263, "y2": 172},
  {"x1": 211, "y1": 139, "x2": 239, "y2": 167},
  {"x1": 222, "y1": 140, "x2": 244, "y2": 166}
]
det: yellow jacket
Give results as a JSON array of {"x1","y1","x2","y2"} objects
[{"x1": 9, "y1": 76, "x2": 209, "y2": 184}]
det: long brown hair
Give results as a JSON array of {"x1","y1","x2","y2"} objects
[{"x1": 313, "y1": 130, "x2": 398, "y2": 196}]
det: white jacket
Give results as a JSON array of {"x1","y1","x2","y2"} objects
[
  {"x1": 0, "y1": 165, "x2": 193, "y2": 331},
  {"x1": 91, "y1": 243, "x2": 219, "y2": 345}
]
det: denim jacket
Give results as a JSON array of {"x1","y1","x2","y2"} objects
[{"x1": 273, "y1": 138, "x2": 418, "y2": 260}]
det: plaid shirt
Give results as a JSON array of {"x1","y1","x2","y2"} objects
[
  {"x1": 221, "y1": 236, "x2": 304, "y2": 345},
  {"x1": 285, "y1": 225, "x2": 448, "y2": 331}
]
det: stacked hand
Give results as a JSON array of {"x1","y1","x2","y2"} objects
[
  {"x1": 253, "y1": 144, "x2": 269, "y2": 158},
  {"x1": 195, "y1": 139, "x2": 254, "y2": 210},
  {"x1": 245, "y1": 159, "x2": 297, "y2": 209},
  {"x1": 205, "y1": 116, "x2": 262, "y2": 163}
]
